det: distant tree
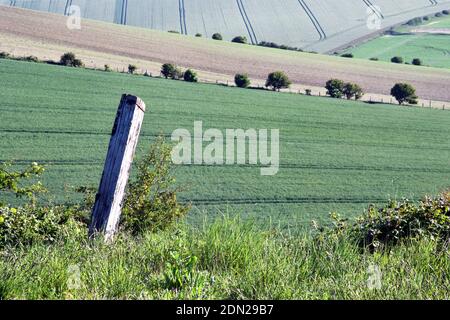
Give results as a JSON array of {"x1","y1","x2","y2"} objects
[
  {"x1": 325, "y1": 79, "x2": 345, "y2": 98},
  {"x1": 232, "y1": 36, "x2": 248, "y2": 44},
  {"x1": 391, "y1": 83, "x2": 418, "y2": 105},
  {"x1": 234, "y1": 73, "x2": 250, "y2": 88},
  {"x1": 265, "y1": 71, "x2": 291, "y2": 91},
  {"x1": 183, "y1": 69, "x2": 198, "y2": 82},
  {"x1": 341, "y1": 53, "x2": 354, "y2": 58},
  {"x1": 435, "y1": 12, "x2": 443, "y2": 17},
  {"x1": 168, "y1": 30, "x2": 180, "y2": 34},
  {"x1": 0, "y1": 52, "x2": 10, "y2": 59},
  {"x1": 343, "y1": 83, "x2": 364, "y2": 100},
  {"x1": 369, "y1": 57, "x2": 379, "y2": 61},
  {"x1": 305, "y1": 89, "x2": 312, "y2": 96},
  {"x1": 195, "y1": 33, "x2": 202, "y2": 37},
  {"x1": 391, "y1": 56, "x2": 404, "y2": 64},
  {"x1": 128, "y1": 64, "x2": 137, "y2": 74},
  {"x1": 60, "y1": 52, "x2": 83, "y2": 67},
  {"x1": 412, "y1": 58, "x2": 422, "y2": 66},
  {"x1": 443, "y1": 10, "x2": 449, "y2": 15},
  {"x1": 104, "y1": 64, "x2": 111, "y2": 72},
  {"x1": 212, "y1": 33, "x2": 223, "y2": 40},
  {"x1": 161, "y1": 63, "x2": 177, "y2": 79}
]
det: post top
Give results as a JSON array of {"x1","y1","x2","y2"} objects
[{"x1": 123, "y1": 94, "x2": 146, "y2": 112}]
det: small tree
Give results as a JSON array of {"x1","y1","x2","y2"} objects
[
  {"x1": 212, "y1": 33, "x2": 223, "y2": 40},
  {"x1": 195, "y1": 33, "x2": 202, "y2": 37},
  {"x1": 391, "y1": 56, "x2": 404, "y2": 64},
  {"x1": 104, "y1": 64, "x2": 111, "y2": 72},
  {"x1": 412, "y1": 58, "x2": 422, "y2": 66},
  {"x1": 183, "y1": 69, "x2": 198, "y2": 82},
  {"x1": 128, "y1": 64, "x2": 137, "y2": 74},
  {"x1": 343, "y1": 83, "x2": 364, "y2": 100},
  {"x1": 60, "y1": 52, "x2": 83, "y2": 67},
  {"x1": 234, "y1": 73, "x2": 250, "y2": 88},
  {"x1": 341, "y1": 53, "x2": 354, "y2": 58},
  {"x1": 325, "y1": 79, "x2": 345, "y2": 98},
  {"x1": 265, "y1": 71, "x2": 291, "y2": 91},
  {"x1": 232, "y1": 36, "x2": 247, "y2": 44},
  {"x1": 390, "y1": 83, "x2": 418, "y2": 105},
  {"x1": 161, "y1": 63, "x2": 177, "y2": 79}
]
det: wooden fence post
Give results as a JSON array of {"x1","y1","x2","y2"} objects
[{"x1": 89, "y1": 94, "x2": 146, "y2": 240}]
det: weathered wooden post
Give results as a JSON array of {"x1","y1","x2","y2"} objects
[{"x1": 89, "y1": 94, "x2": 146, "y2": 240}]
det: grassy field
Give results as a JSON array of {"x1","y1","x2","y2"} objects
[
  {"x1": 346, "y1": 15, "x2": 450, "y2": 69},
  {"x1": 1, "y1": 59, "x2": 450, "y2": 228},
  {"x1": 1, "y1": 215, "x2": 449, "y2": 300}
]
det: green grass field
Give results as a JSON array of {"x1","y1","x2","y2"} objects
[
  {"x1": 346, "y1": 34, "x2": 450, "y2": 68},
  {"x1": 346, "y1": 15, "x2": 450, "y2": 69},
  {"x1": 1, "y1": 59, "x2": 450, "y2": 228}
]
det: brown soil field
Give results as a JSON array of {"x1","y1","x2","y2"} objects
[{"x1": 1, "y1": 6, "x2": 450, "y2": 103}]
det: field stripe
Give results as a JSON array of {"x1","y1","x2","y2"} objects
[
  {"x1": 297, "y1": 0, "x2": 326, "y2": 40},
  {"x1": 236, "y1": 0, "x2": 257, "y2": 44},
  {"x1": 362, "y1": 0, "x2": 384, "y2": 19},
  {"x1": 178, "y1": 0, "x2": 188, "y2": 34},
  {"x1": 184, "y1": 197, "x2": 391, "y2": 205}
]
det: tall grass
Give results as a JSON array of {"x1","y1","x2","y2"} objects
[{"x1": 1, "y1": 215, "x2": 448, "y2": 300}]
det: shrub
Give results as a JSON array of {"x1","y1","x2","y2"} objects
[
  {"x1": 258, "y1": 41, "x2": 303, "y2": 52},
  {"x1": 351, "y1": 192, "x2": 450, "y2": 250},
  {"x1": 161, "y1": 63, "x2": 183, "y2": 79},
  {"x1": 212, "y1": 33, "x2": 223, "y2": 40},
  {"x1": 20, "y1": 56, "x2": 39, "y2": 63},
  {"x1": 0, "y1": 162, "x2": 46, "y2": 207},
  {"x1": 128, "y1": 64, "x2": 137, "y2": 74},
  {"x1": 183, "y1": 69, "x2": 198, "y2": 82},
  {"x1": 369, "y1": 57, "x2": 379, "y2": 61},
  {"x1": 265, "y1": 71, "x2": 291, "y2": 91},
  {"x1": 443, "y1": 10, "x2": 449, "y2": 15},
  {"x1": 121, "y1": 137, "x2": 190, "y2": 235},
  {"x1": 412, "y1": 58, "x2": 422, "y2": 66},
  {"x1": 60, "y1": 52, "x2": 83, "y2": 67},
  {"x1": 391, "y1": 56, "x2": 404, "y2": 64},
  {"x1": 343, "y1": 83, "x2": 364, "y2": 100},
  {"x1": 423, "y1": 16, "x2": 429, "y2": 21},
  {"x1": 406, "y1": 17, "x2": 423, "y2": 26},
  {"x1": 325, "y1": 79, "x2": 345, "y2": 98},
  {"x1": 234, "y1": 73, "x2": 250, "y2": 88},
  {"x1": 341, "y1": 53, "x2": 353, "y2": 58},
  {"x1": 104, "y1": 64, "x2": 111, "y2": 72},
  {"x1": 435, "y1": 12, "x2": 443, "y2": 17},
  {"x1": 305, "y1": 89, "x2": 312, "y2": 96},
  {"x1": 168, "y1": 30, "x2": 180, "y2": 34},
  {"x1": 391, "y1": 83, "x2": 418, "y2": 105},
  {"x1": 195, "y1": 33, "x2": 202, "y2": 37},
  {"x1": 232, "y1": 36, "x2": 247, "y2": 44},
  {"x1": 0, "y1": 52, "x2": 10, "y2": 59}
]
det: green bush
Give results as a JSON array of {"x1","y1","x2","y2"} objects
[
  {"x1": 104, "y1": 64, "x2": 111, "y2": 72},
  {"x1": 128, "y1": 64, "x2": 137, "y2": 74},
  {"x1": 341, "y1": 53, "x2": 353, "y2": 58},
  {"x1": 121, "y1": 137, "x2": 190, "y2": 235},
  {"x1": 390, "y1": 83, "x2": 418, "y2": 105},
  {"x1": 443, "y1": 10, "x2": 449, "y2": 15},
  {"x1": 325, "y1": 79, "x2": 345, "y2": 98},
  {"x1": 343, "y1": 83, "x2": 364, "y2": 100},
  {"x1": 412, "y1": 58, "x2": 422, "y2": 66},
  {"x1": 435, "y1": 12, "x2": 443, "y2": 17},
  {"x1": 351, "y1": 191, "x2": 450, "y2": 250},
  {"x1": 265, "y1": 71, "x2": 291, "y2": 91},
  {"x1": 60, "y1": 52, "x2": 83, "y2": 67},
  {"x1": 212, "y1": 33, "x2": 223, "y2": 40},
  {"x1": 391, "y1": 56, "x2": 404, "y2": 64},
  {"x1": 305, "y1": 89, "x2": 312, "y2": 96},
  {"x1": 232, "y1": 36, "x2": 247, "y2": 44},
  {"x1": 0, "y1": 52, "x2": 10, "y2": 59},
  {"x1": 234, "y1": 73, "x2": 250, "y2": 88},
  {"x1": 183, "y1": 69, "x2": 198, "y2": 82},
  {"x1": 161, "y1": 63, "x2": 183, "y2": 80},
  {"x1": 195, "y1": 33, "x2": 202, "y2": 37}
]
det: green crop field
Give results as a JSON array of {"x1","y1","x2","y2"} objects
[
  {"x1": 423, "y1": 15, "x2": 450, "y2": 28},
  {"x1": 345, "y1": 34, "x2": 450, "y2": 69},
  {"x1": 1, "y1": 59, "x2": 450, "y2": 228}
]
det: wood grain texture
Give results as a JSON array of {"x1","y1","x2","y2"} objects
[{"x1": 89, "y1": 94, "x2": 146, "y2": 240}]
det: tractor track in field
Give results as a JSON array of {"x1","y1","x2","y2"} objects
[
  {"x1": 183, "y1": 197, "x2": 393, "y2": 205},
  {"x1": 64, "y1": 0, "x2": 73, "y2": 16},
  {"x1": 120, "y1": 0, "x2": 128, "y2": 25},
  {"x1": 236, "y1": 0, "x2": 257, "y2": 45},
  {"x1": 430, "y1": 0, "x2": 438, "y2": 6},
  {"x1": 178, "y1": 0, "x2": 187, "y2": 35},
  {"x1": 4, "y1": 159, "x2": 450, "y2": 174},
  {"x1": 297, "y1": 0, "x2": 326, "y2": 40},
  {"x1": 362, "y1": 0, "x2": 384, "y2": 19}
]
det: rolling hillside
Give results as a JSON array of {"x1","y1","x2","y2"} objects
[
  {"x1": 1, "y1": 0, "x2": 450, "y2": 52},
  {"x1": 1, "y1": 59, "x2": 449, "y2": 228}
]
